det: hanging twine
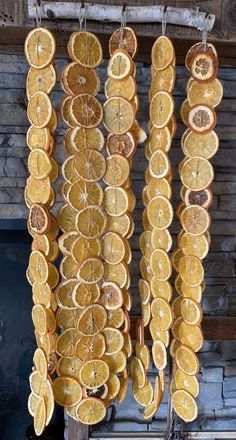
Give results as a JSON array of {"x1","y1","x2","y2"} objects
[
  {"x1": 161, "y1": 6, "x2": 168, "y2": 36},
  {"x1": 202, "y1": 13, "x2": 208, "y2": 50},
  {"x1": 78, "y1": 3, "x2": 87, "y2": 31},
  {"x1": 35, "y1": 0, "x2": 42, "y2": 27},
  {"x1": 119, "y1": 4, "x2": 127, "y2": 47}
]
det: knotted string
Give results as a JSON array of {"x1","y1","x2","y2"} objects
[{"x1": 35, "y1": 0, "x2": 42, "y2": 27}]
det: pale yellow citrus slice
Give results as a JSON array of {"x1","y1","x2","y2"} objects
[
  {"x1": 25, "y1": 28, "x2": 55, "y2": 69},
  {"x1": 74, "y1": 149, "x2": 106, "y2": 182},
  {"x1": 150, "y1": 91, "x2": 174, "y2": 128},
  {"x1": 150, "y1": 249, "x2": 172, "y2": 281},
  {"x1": 77, "y1": 304, "x2": 107, "y2": 336},
  {"x1": 76, "y1": 397, "x2": 106, "y2": 425},
  {"x1": 103, "y1": 96, "x2": 134, "y2": 135},
  {"x1": 151, "y1": 298, "x2": 173, "y2": 330},
  {"x1": 76, "y1": 206, "x2": 107, "y2": 238},
  {"x1": 79, "y1": 359, "x2": 109, "y2": 389},
  {"x1": 172, "y1": 389, "x2": 198, "y2": 422},
  {"x1": 27, "y1": 91, "x2": 52, "y2": 128},
  {"x1": 70, "y1": 31, "x2": 103, "y2": 68},
  {"x1": 147, "y1": 195, "x2": 173, "y2": 230},
  {"x1": 53, "y1": 376, "x2": 82, "y2": 407}
]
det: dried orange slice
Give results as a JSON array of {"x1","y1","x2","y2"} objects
[
  {"x1": 71, "y1": 236, "x2": 101, "y2": 263},
  {"x1": 28, "y1": 148, "x2": 52, "y2": 180},
  {"x1": 34, "y1": 397, "x2": 46, "y2": 436},
  {"x1": 29, "y1": 251, "x2": 49, "y2": 284},
  {"x1": 182, "y1": 129, "x2": 219, "y2": 159},
  {"x1": 146, "y1": 177, "x2": 172, "y2": 200},
  {"x1": 25, "y1": 28, "x2": 55, "y2": 69},
  {"x1": 188, "y1": 104, "x2": 216, "y2": 134},
  {"x1": 131, "y1": 120, "x2": 147, "y2": 144},
  {"x1": 180, "y1": 99, "x2": 191, "y2": 126},
  {"x1": 100, "y1": 282, "x2": 123, "y2": 310},
  {"x1": 151, "y1": 228, "x2": 172, "y2": 252},
  {"x1": 150, "y1": 91, "x2": 174, "y2": 128},
  {"x1": 179, "y1": 322, "x2": 204, "y2": 352},
  {"x1": 176, "y1": 344, "x2": 199, "y2": 375},
  {"x1": 61, "y1": 95, "x2": 76, "y2": 128},
  {"x1": 149, "y1": 150, "x2": 170, "y2": 179},
  {"x1": 190, "y1": 51, "x2": 218, "y2": 82},
  {"x1": 151, "y1": 36, "x2": 174, "y2": 71},
  {"x1": 76, "y1": 206, "x2": 107, "y2": 238},
  {"x1": 179, "y1": 255, "x2": 204, "y2": 287},
  {"x1": 139, "y1": 230, "x2": 153, "y2": 259},
  {"x1": 76, "y1": 397, "x2": 106, "y2": 425},
  {"x1": 72, "y1": 126, "x2": 104, "y2": 151},
  {"x1": 103, "y1": 186, "x2": 129, "y2": 217},
  {"x1": 103, "y1": 261, "x2": 128, "y2": 288},
  {"x1": 56, "y1": 328, "x2": 78, "y2": 358},
  {"x1": 181, "y1": 298, "x2": 203, "y2": 326},
  {"x1": 140, "y1": 257, "x2": 153, "y2": 283},
  {"x1": 33, "y1": 348, "x2": 48, "y2": 381},
  {"x1": 147, "y1": 195, "x2": 173, "y2": 229},
  {"x1": 150, "y1": 249, "x2": 172, "y2": 281},
  {"x1": 150, "y1": 278, "x2": 172, "y2": 301},
  {"x1": 53, "y1": 376, "x2": 82, "y2": 407},
  {"x1": 181, "y1": 205, "x2": 210, "y2": 236},
  {"x1": 180, "y1": 157, "x2": 214, "y2": 191},
  {"x1": 174, "y1": 368, "x2": 199, "y2": 398},
  {"x1": 106, "y1": 213, "x2": 131, "y2": 237},
  {"x1": 107, "y1": 308, "x2": 125, "y2": 329},
  {"x1": 184, "y1": 188, "x2": 212, "y2": 209},
  {"x1": 77, "y1": 304, "x2": 107, "y2": 336},
  {"x1": 106, "y1": 132, "x2": 136, "y2": 158},
  {"x1": 56, "y1": 357, "x2": 81, "y2": 378},
  {"x1": 150, "y1": 64, "x2": 175, "y2": 99},
  {"x1": 105, "y1": 75, "x2": 136, "y2": 100},
  {"x1": 74, "y1": 149, "x2": 106, "y2": 182},
  {"x1": 133, "y1": 381, "x2": 153, "y2": 407},
  {"x1": 185, "y1": 42, "x2": 217, "y2": 71},
  {"x1": 131, "y1": 356, "x2": 146, "y2": 389},
  {"x1": 148, "y1": 126, "x2": 172, "y2": 154},
  {"x1": 109, "y1": 27, "x2": 137, "y2": 58},
  {"x1": 107, "y1": 49, "x2": 133, "y2": 80},
  {"x1": 102, "y1": 327, "x2": 124, "y2": 355},
  {"x1": 103, "y1": 97, "x2": 134, "y2": 135},
  {"x1": 63, "y1": 62, "x2": 100, "y2": 96},
  {"x1": 151, "y1": 298, "x2": 173, "y2": 330},
  {"x1": 26, "y1": 126, "x2": 51, "y2": 151},
  {"x1": 29, "y1": 204, "x2": 50, "y2": 235},
  {"x1": 26, "y1": 64, "x2": 56, "y2": 99},
  {"x1": 60, "y1": 255, "x2": 78, "y2": 279},
  {"x1": 47, "y1": 107, "x2": 57, "y2": 132},
  {"x1": 188, "y1": 78, "x2": 223, "y2": 107},
  {"x1": 27, "y1": 91, "x2": 52, "y2": 129},
  {"x1": 61, "y1": 155, "x2": 77, "y2": 184},
  {"x1": 152, "y1": 340, "x2": 167, "y2": 370},
  {"x1": 32, "y1": 304, "x2": 48, "y2": 335},
  {"x1": 58, "y1": 230, "x2": 78, "y2": 256},
  {"x1": 77, "y1": 257, "x2": 104, "y2": 284},
  {"x1": 68, "y1": 181, "x2": 103, "y2": 212},
  {"x1": 70, "y1": 31, "x2": 103, "y2": 68},
  {"x1": 149, "y1": 321, "x2": 170, "y2": 347},
  {"x1": 58, "y1": 204, "x2": 76, "y2": 233},
  {"x1": 76, "y1": 334, "x2": 106, "y2": 362},
  {"x1": 180, "y1": 232, "x2": 209, "y2": 259},
  {"x1": 79, "y1": 359, "x2": 109, "y2": 389},
  {"x1": 71, "y1": 93, "x2": 103, "y2": 128},
  {"x1": 55, "y1": 279, "x2": 78, "y2": 309},
  {"x1": 103, "y1": 154, "x2": 130, "y2": 187},
  {"x1": 32, "y1": 282, "x2": 51, "y2": 308},
  {"x1": 181, "y1": 282, "x2": 203, "y2": 303},
  {"x1": 101, "y1": 232, "x2": 125, "y2": 265},
  {"x1": 73, "y1": 283, "x2": 100, "y2": 308},
  {"x1": 172, "y1": 389, "x2": 198, "y2": 422}
]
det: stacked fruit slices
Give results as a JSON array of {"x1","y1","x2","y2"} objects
[
  {"x1": 25, "y1": 27, "x2": 60, "y2": 436},
  {"x1": 170, "y1": 42, "x2": 222, "y2": 423},
  {"x1": 54, "y1": 30, "x2": 114, "y2": 425},
  {"x1": 102, "y1": 26, "x2": 144, "y2": 409},
  {"x1": 135, "y1": 35, "x2": 176, "y2": 419}
]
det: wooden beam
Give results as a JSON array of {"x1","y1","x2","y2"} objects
[
  {"x1": 67, "y1": 416, "x2": 89, "y2": 440},
  {"x1": 129, "y1": 316, "x2": 236, "y2": 341},
  {"x1": 91, "y1": 433, "x2": 236, "y2": 439},
  {"x1": 27, "y1": 1, "x2": 215, "y2": 31}
]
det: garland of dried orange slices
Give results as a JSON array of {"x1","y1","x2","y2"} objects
[
  {"x1": 170, "y1": 41, "x2": 222, "y2": 423},
  {"x1": 134, "y1": 34, "x2": 176, "y2": 419},
  {"x1": 103, "y1": 25, "x2": 143, "y2": 408},
  {"x1": 25, "y1": 27, "x2": 60, "y2": 436}
]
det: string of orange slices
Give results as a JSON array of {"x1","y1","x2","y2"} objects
[
  {"x1": 170, "y1": 40, "x2": 222, "y2": 423},
  {"x1": 24, "y1": 27, "x2": 60, "y2": 436},
  {"x1": 134, "y1": 34, "x2": 176, "y2": 419}
]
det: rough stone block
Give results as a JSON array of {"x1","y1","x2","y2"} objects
[
  {"x1": 197, "y1": 382, "x2": 223, "y2": 410},
  {"x1": 200, "y1": 367, "x2": 223, "y2": 382}
]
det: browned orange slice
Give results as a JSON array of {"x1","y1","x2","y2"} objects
[
  {"x1": 71, "y1": 93, "x2": 103, "y2": 128},
  {"x1": 63, "y1": 62, "x2": 100, "y2": 96},
  {"x1": 190, "y1": 51, "x2": 218, "y2": 82},
  {"x1": 109, "y1": 27, "x2": 137, "y2": 58},
  {"x1": 29, "y1": 204, "x2": 50, "y2": 234},
  {"x1": 106, "y1": 132, "x2": 136, "y2": 158},
  {"x1": 188, "y1": 104, "x2": 216, "y2": 134},
  {"x1": 184, "y1": 188, "x2": 212, "y2": 209}
]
